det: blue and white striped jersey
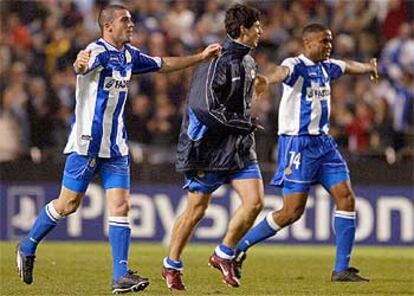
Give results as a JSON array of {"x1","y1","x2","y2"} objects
[
  {"x1": 278, "y1": 54, "x2": 346, "y2": 136},
  {"x1": 64, "y1": 38, "x2": 162, "y2": 158}
]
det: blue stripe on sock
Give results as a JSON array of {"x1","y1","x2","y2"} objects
[
  {"x1": 219, "y1": 244, "x2": 234, "y2": 256},
  {"x1": 166, "y1": 257, "x2": 183, "y2": 269}
]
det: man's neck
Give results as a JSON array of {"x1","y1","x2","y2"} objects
[
  {"x1": 102, "y1": 36, "x2": 124, "y2": 50},
  {"x1": 303, "y1": 52, "x2": 320, "y2": 63},
  {"x1": 233, "y1": 36, "x2": 253, "y2": 49}
]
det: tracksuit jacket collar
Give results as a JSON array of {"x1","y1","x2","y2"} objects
[{"x1": 223, "y1": 36, "x2": 253, "y2": 56}]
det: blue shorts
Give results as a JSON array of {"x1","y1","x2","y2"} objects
[
  {"x1": 62, "y1": 152, "x2": 130, "y2": 193},
  {"x1": 184, "y1": 162, "x2": 262, "y2": 194},
  {"x1": 271, "y1": 135, "x2": 349, "y2": 194}
]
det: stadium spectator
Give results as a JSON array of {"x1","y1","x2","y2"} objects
[
  {"x1": 0, "y1": 112, "x2": 22, "y2": 161},
  {"x1": 346, "y1": 100, "x2": 375, "y2": 153},
  {"x1": 165, "y1": 0, "x2": 195, "y2": 46},
  {"x1": 7, "y1": 13, "x2": 31, "y2": 53},
  {"x1": 379, "y1": 22, "x2": 414, "y2": 159},
  {"x1": 26, "y1": 77, "x2": 57, "y2": 153},
  {"x1": 2, "y1": 62, "x2": 30, "y2": 152},
  {"x1": 382, "y1": 0, "x2": 409, "y2": 40},
  {"x1": 147, "y1": 93, "x2": 180, "y2": 147},
  {"x1": 126, "y1": 94, "x2": 152, "y2": 145}
]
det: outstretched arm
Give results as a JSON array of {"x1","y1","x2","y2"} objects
[
  {"x1": 345, "y1": 58, "x2": 379, "y2": 81},
  {"x1": 252, "y1": 65, "x2": 289, "y2": 100},
  {"x1": 253, "y1": 74, "x2": 269, "y2": 100},
  {"x1": 266, "y1": 65, "x2": 290, "y2": 84},
  {"x1": 159, "y1": 43, "x2": 221, "y2": 73}
]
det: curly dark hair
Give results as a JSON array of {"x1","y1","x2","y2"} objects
[{"x1": 225, "y1": 4, "x2": 261, "y2": 39}]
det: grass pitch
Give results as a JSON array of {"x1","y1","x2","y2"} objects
[{"x1": 1, "y1": 242, "x2": 413, "y2": 295}]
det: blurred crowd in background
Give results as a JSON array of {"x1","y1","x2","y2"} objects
[{"x1": 1, "y1": 0, "x2": 413, "y2": 165}]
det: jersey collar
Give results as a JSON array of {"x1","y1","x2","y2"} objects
[
  {"x1": 99, "y1": 38, "x2": 125, "y2": 52},
  {"x1": 298, "y1": 54, "x2": 317, "y2": 66}
]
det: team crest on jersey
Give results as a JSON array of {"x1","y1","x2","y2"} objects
[
  {"x1": 196, "y1": 171, "x2": 205, "y2": 178},
  {"x1": 125, "y1": 51, "x2": 132, "y2": 63},
  {"x1": 284, "y1": 166, "x2": 292, "y2": 175},
  {"x1": 89, "y1": 158, "x2": 97, "y2": 168}
]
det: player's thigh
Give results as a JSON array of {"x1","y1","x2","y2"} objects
[
  {"x1": 229, "y1": 163, "x2": 264, "y2": 206},
  {"x1": 99, "y1": 156, "x2": 131, "y2": 215},
  {"x1": 187, "y1": 190, "x2": 212, "y2": 209},
  {"x1": 318, "y1": 148, "x2": 350, "y2": 191},
  {"x1": 62, "y1": 152, "x2": 98, "y2": 193},
  {"x1": 231, "y1": 179, "x2": 264, "y2": 211},
  {"x1": 99, "y1": 155, "x2": 130, "y2": 191},
  {"x1": 181, "y1": 191, "x2": 212, "y2": 222},
  {"x1": 328, "y1": 180, "x2": 355, "y2": 211}
]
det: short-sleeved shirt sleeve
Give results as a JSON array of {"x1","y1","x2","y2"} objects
[
  {"x1": 127, "y1": 45, "x2": 163, "y2": 74},
  {"x1": 281, "y1": 57, "x2": 301, "y2": 86},
  {"x1": 322, "y1": 58, "x2": 346, "y2": 81},
  {"x1": 79, "y1": 43, "x2": 108, "y2": 75}
]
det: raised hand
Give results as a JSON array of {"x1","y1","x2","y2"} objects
[
  {"x1": 251, "y1": 117, "x2": 265, "y2": 132},
  {"x1": 73, "y1": 49, "x2": 91, "y2": 73}
]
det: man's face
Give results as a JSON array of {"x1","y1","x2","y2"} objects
[
  {"x1": 304, "y1": 30, "x2": 333, "y2": 61},
  {"x1": 241, "y1": 21, "x2": 263, "y2": 48},
  {"x1": 106, "y1": 9, "x2": 134, "y2": 45}
]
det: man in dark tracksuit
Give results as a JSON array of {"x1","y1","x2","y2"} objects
[{"x1": 162, "y1": 4, "x2": 265, "y2": 291}]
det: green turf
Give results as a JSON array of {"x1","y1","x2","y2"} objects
[{"x1": 1, "y1": 242, "x2": 413, "y2": 295}]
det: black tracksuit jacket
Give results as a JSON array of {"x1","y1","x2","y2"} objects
[{"x1": 176, "y1": 37, "x2": 258, "y2": 172}]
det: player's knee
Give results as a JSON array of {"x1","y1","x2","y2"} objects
[
  {"x1": 337, "y1": 191, "x2": 355, "y2": 211},
  {"x1": 187, "y1": 204, "x2": 208, "y2": 224},
  {"x1": 60, "y1": 198, "x2": 81, "y2": 216},
  {"x1": 193, "y1": 206, "x2": 207, "y2": 223},
  {"x1": 281, "y1": 205, "x2": 305, "y2": 224},
  {"x1": 245, "y1": 199, "x2": 264, "y2": 216},
  {"x1": 110, "y1": 200, "x2": 130, "y2": 216}
]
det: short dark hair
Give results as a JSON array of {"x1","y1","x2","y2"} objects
[
  {"x1": 98, "y1": 4, "x2": 128, "y2": 32},
  {"x1": 225, "y1": 4, "x2": 261, "y2": 39},
  {"x1": 302, "y1": 23, "x2": 329, "y2": 38}
]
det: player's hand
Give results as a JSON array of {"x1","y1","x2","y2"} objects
[
  {"x1": 250, "y1": 117, "x2": 264, "y2": 133},
  {"x1": 254, "y1": 74, "x2": 269, "y2": 100},
  {"x1": 200, "y1": 43, "x2": 222, "y2": 61},
  {"x1": 369, "y1": 58, "x2": 379, "y2": 82},
  {"x1": 73, "y1": 49, "x2": 91, "y2": 73}
]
